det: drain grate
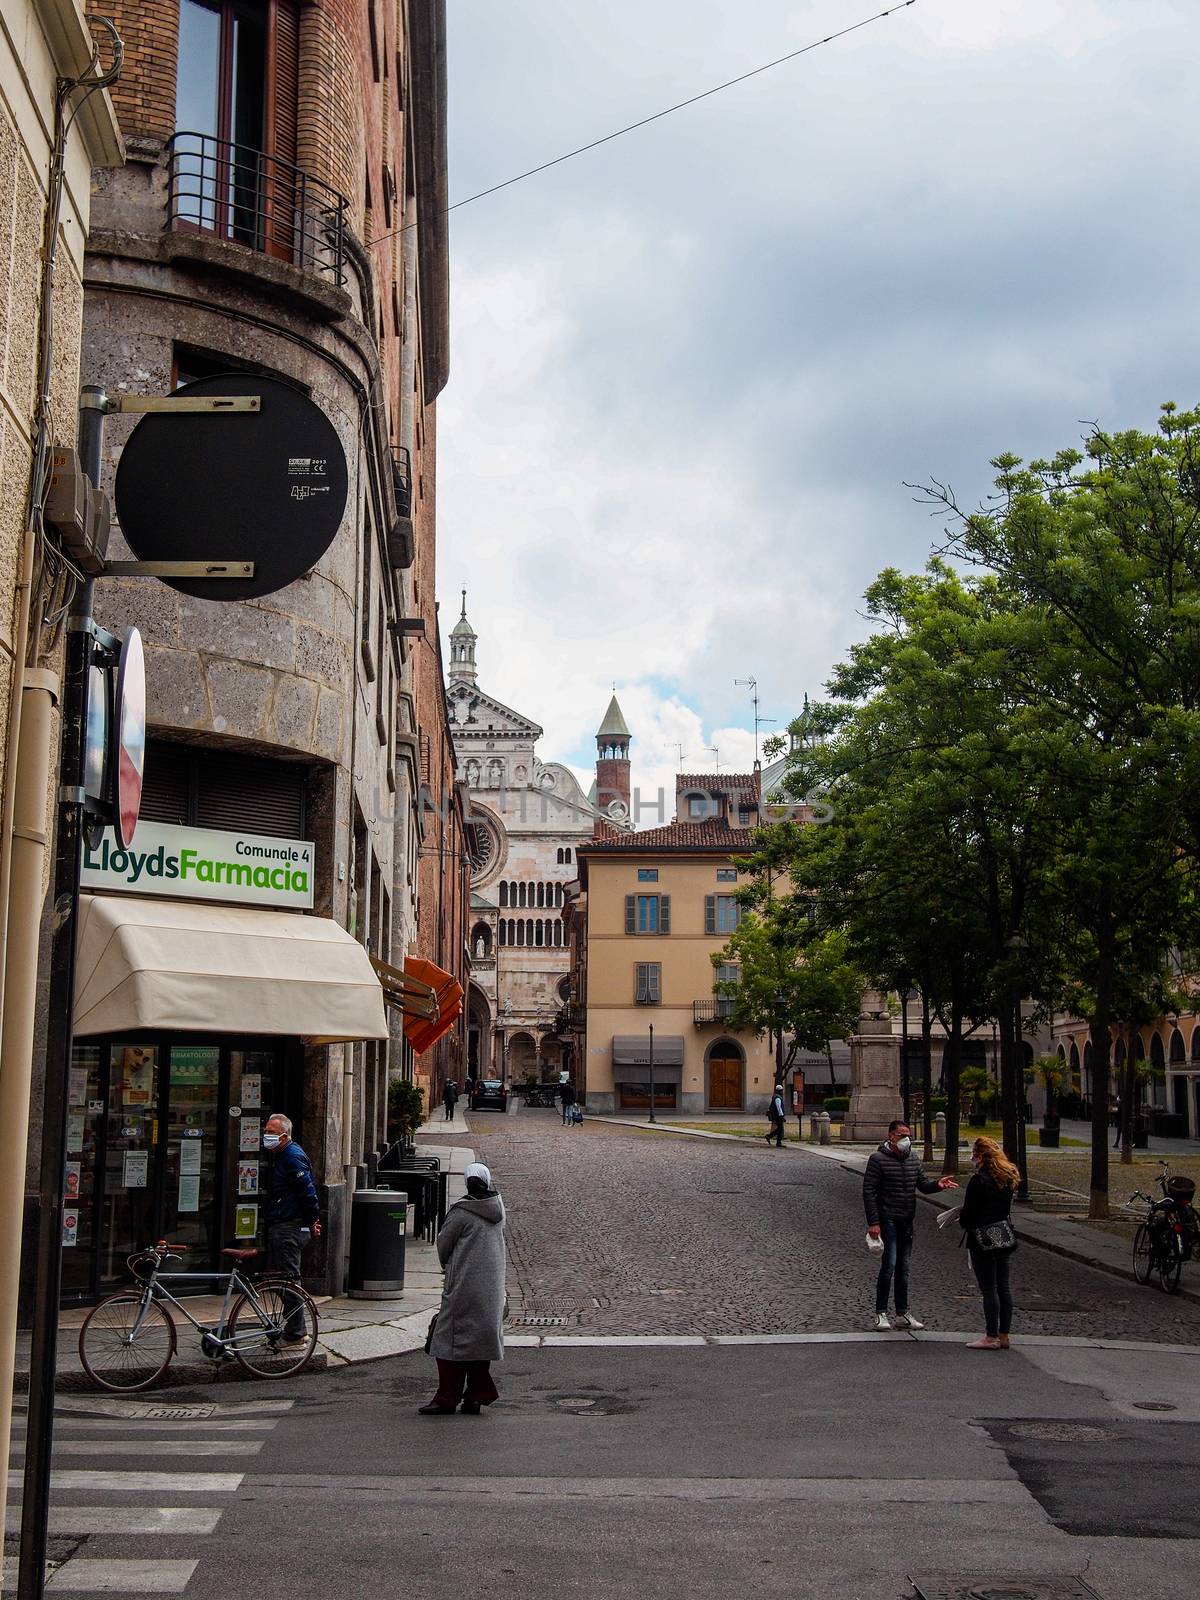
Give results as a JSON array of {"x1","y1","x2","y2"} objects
[
  {"x1": 911, "y1": 1580, "x2": 1101, "y2": 1600},
  {"x1": 509, "y1": 1315, "x2": 569, "y2": 1327}
]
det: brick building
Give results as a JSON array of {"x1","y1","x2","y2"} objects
[{"x1": 27, "y1": 0, "x2": 463, "y2": 1303}]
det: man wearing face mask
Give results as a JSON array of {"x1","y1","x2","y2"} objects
[
  {"x1": 263, "y1": 1113, "x2": 321, "y2": 1340},
  {"x1": 863, "y1": 1120, "x2": 957, "y2": 1331}
]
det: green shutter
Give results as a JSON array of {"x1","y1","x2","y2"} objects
[
  {"x1": 649, "y1": 963, "x2": 661, "y2": 1003},
  {"x1": 660, "y1": 895, "x2": 670, "y2": 934},
  {"x1": 704, "y1": 894, "x2": 716, "y2": 935},
  {"x1": 626, "y1": 895, "x2": 636, "y2": 934}
]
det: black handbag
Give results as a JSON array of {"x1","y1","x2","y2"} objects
[
  {"x1": 424, "y1": 1314, "x2": 438, "y2": 1353},
  {"x1": 972, "y1": 1219, "x2": 1017, "y2": 1253}
]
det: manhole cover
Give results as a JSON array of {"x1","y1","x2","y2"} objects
[
  {"x1": 557, "y1": 1397, "x2": 596, "y2": 1409},
  {"x1": 1007, "y1": 1422, "x2": 1114, "y2": 1443},
  {"x1": 1131, "y1": 1400, "x2": 1177, "y2": 1412},
  {"x1": 913, "y1": 1581, "x2": 1101, "y2": 1599}
]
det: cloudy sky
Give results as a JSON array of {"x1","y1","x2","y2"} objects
[{"x1": 438, "y1": 0, "x2": 1199, "y2": 812}]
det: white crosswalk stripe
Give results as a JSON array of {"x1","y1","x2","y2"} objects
[{"x1": 5, "y1": 1399, "x2": 293, "y2": 1594}]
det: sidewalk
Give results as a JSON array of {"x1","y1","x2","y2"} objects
[
  {"x1": 19, "y1": 1133, "x2": 475, "y2": 1386},
  {"x1": 598, "y1": 1112, "x2": 1200, "y2": 1307}
]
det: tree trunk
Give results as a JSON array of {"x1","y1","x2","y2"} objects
[
  {"x1": 941, "y1": 1003, "x2": 963, "y2": 1176},
  {"x1": 1088, "y1": 911, "x2": 1115, "y2": 1219},
  {"x1": 921, "y1": 989, "x2": 934, "y2": 1163},
  {"x1": 1119, "y1": 1023, "x2": 1137, "y2": 1165}
]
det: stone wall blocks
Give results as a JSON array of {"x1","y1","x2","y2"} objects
[
  {"x1": 295, "y1": 621, "x2": 353, "y2": 692},
  {"x1": 143, "y1": 645, "x2": 210, "y2": 729},
  {"x1": 205, "y1": 658, "x2": 273, "y2": 739},
  {"x1": 179, "y1": 598, "x2": 296, "y2": 674},
  {"x1": 314, "y1": 687, "x2": 346, "y2": 763},
  {"x1": 94, "y1": 576, "x2": 181, "y2": 648},
  {"x1": 268, "y1": 673, "x2": 319, "y2": 750}
]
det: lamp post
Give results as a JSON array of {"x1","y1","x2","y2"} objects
[
  {"x1": 774, "y1": 987, "x2": 786, "y2": 1086},
  {"x1": 648, "y1": 1022, "x2": 656, "y2": 1125},
  {"x1": 1007, "y1": 934, "x2": 1030, "y2": 1200},
  {"x1": 900, "y1": 985, "x2": 914, "y2": 1129}
]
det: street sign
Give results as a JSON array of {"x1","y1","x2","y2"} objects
[
  {"x1": 113, "y1": 373, "x2": 349, "y2": 600},
  {"x1": 111, "y1": 628, "x2": 145, "y2": 849}
]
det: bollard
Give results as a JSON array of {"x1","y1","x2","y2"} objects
[
  {"x1": 934, "y1": 1111, "x2": 946, "y2": 1149},
  {"x1": 818, "y1": 1111, "x2": 831, "y2": 1145},
  {"x1": 809, "y1": 1113, "x2": 821, "y2": 1142}
]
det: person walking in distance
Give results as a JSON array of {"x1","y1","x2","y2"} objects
[
  {"x1": 442, "y1": 1078, "x2": 459, "y2": 1123},
  {"x1": 863, "y1": 1120, "x2": 958, "y2": 1330},
  {"x1": 262, "y1": 1113, "x2": 320, "y2": 1341},
  {"x1": 420, "y1": 1162, "x2": 507, "y2": 1415},
  {"x1": 559, "y1": 1077, "x2": 577, "y2": 1125},
  {"x1": 958, "y1": 1136, "x2": 1019, "y2": 1349},
  {"x1": 765, "y1": 1082, "x2": 786, "y2": 1147}
]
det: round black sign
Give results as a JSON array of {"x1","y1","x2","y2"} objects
[{"x1": 114, "y1": 373, "x2": 349, "y2": 600}]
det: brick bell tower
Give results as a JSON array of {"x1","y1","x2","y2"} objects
[{"x1": 594, "y1": 693, "x2": 632, "y2": 827}]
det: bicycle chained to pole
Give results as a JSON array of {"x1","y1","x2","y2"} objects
[
  {"x1": 1130, "y1": 1160, "x2": 1199, "y2": 1296},
  {"x1": 77, "y1": 1238, "x2": 320, "y2": 1390}
]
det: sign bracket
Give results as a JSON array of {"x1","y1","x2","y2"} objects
[{"x1": 103, "y1": 561, "x2": 256, "y2": 580}]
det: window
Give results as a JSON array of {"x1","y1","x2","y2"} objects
[
  {"x1": 635, "y1": 963, "x2": 662, "y2": 1005},
  {"x1": 716, "y1": 868, "x2": 737, "y2": 882},
  {"x1": 564, "y1": 847, "x2": 572, "y2": 864},
  {"x1": 500, "y1": 882, "x2": 508, "y2": 907},
  {"x1": 687, "y1": 795, "x2": 708, "y2": 818},
  {"x1": 738, "y1": 805, "x2": 755, "y2": 826},
  {"x1": 637, "y1": 868, "x2": 659, "y2": 882},
  {"x1": 625, "y1": 894, "x2": 670, "y2": 935},
  {"x1": 704, "y1": 894, "x2": 741, "y2": 935}
]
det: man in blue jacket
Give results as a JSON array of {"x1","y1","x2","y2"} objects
[
  {"x1": 863, "y1": 1120, "x2": 957, "y2": 1332},
  {"x1": 263, "y1": 1113, "x2": 321, "y2": 1340}
]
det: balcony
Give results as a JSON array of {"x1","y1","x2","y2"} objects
[
  {"x1": 693, "y1": 999, "x2": 734, "y2": 1026},
  {"x1": 167, "y1": 133, "x2": 348, "y2": 286},
  {"x1": 388, "y1": 447, "x2": 414, "y2": 568}
]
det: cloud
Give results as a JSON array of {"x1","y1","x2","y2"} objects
[{"x1": 439, "y1": 0, "x2": 1200, "y2": 827}]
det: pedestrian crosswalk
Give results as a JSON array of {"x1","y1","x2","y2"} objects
[{"x1": 4, "y1": 1397, "x2": 293, "y2": 1593}]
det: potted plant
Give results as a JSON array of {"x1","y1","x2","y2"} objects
[
  {"x1": 959, "y1": 1066, "x2": 994, "y2": 1128},
  {"x1": 1031, "y1": 1055, "x2": 1067, "y2": 1147},
  {"x1": 387, "y1": 1077, "x2": 426, "y2": 1152}
]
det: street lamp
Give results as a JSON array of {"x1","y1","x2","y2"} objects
[
  {"x1": 647, "y1": 1023, "x2": 656, "y2": 1125},
  {"x1": 774, "y1": 987, "x2": 786, "y2": 1085},
  {"x1": 899, "y1": 984, "x2": 914, "y2": 1128},
  {"x1": 1007, "y1": 934, "x2": 1030, "y2": 1200}
]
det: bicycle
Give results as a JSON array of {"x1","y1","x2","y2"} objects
[
  {"x1": 78, "y1": 1240, "x2": 320, "y2": 1391},
  {"x1": 1130, "y1": 1161, "x2": 1198, "y2": 1296}
]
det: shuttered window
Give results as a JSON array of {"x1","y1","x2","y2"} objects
[
  {"x1": 635, "y1": 963, "x2": 661, "y2": 1005},
  {"x1": 627, "y1": 894, "x2": 669, "y2": 934},
  {"x1": 704, "y1": 894, "x2": 716, "y2": 935},
  {"x1": 140, "y1": 738, "x2": 307, "y2": 839}
]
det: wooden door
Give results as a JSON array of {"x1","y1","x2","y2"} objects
[{"x1": 709, "y1": 1054, "x2": 742, "y2": 1110}]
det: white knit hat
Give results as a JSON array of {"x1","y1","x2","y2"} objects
[{"x1": 464, "y1": 1162, "x2": 492, "y2": 1187}]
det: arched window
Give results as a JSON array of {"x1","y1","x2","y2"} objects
[
  {"x1": 564, "y1": 847, "x2": 572, "y2": 864},
  {"x1": 556, "y1": 848, "x2": 563, "y2": 864},
  {"x1": 1134, "y1": 1032, "x2": 1146, "y2": 1061},
  {"x1": 535, "y1": 921, "x2": 544, "y2": 947},
  {"x1": 1069, "y1": 1041, "x2": 1080, "y2": 1074},
  {"x1": 508, "y1": 918, "x2": 516, "y2": 945},
  {"x1": 1115, "y1": 1038, "x2": 1127, "y2": 1066},
  {"x1": 536, "y1": 882, "x2": 544, "y2": 908},
  {"x1": 516, "y1": 920, "x2": 525, "y2": 947},
  {"x1": 556, "y1": 883, "x2": 563, "y2": 907},
  {"x1": 1151, "y1": 1032, "x2": 1165, "y2": 1069},
  {"x1": 499, "y1": 882, "x2": 508, "y2": 907},
  {"x1": 498, "y1": 920, "x2": 507, "y2": 947},
  {"x1": 555, "y1": 922, "x2": 563, "y2": 947},
  {"x1": 1192, "y1": 1026, "x2": 1200, "y2": 1063},
  {"x1": 518, "y1": 882, "x2": 526, "y2": 908},
  {"x1": 1170, "y1": 1028, "x2": 1186, "y2": 1064}
]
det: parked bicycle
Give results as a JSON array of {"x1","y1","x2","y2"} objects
[
  {"x1": 78, "y1": 1240, "x2": 319, "y2": 1391},
  {"x1": 1131, "y1": 1162, "x2": 1198, "y2": 1295}
]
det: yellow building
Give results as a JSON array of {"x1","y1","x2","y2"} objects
[{"x1": 574, "y1": 792, "x2": 778, "y2": 1116}]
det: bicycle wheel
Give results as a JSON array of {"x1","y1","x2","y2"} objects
[
  {"x1": 1159, "y1": 1236, "x2": 1184, "y2": 1295},
  {"x1": 230, "y1": 1281, "x2": 318, "y2": 1377},
  {"x1": 1133, "y1": 1225, "x2": 1155, "y2": 1284},
  {"x1": 79, "y1": 1293, "x2": 175, "y2": 1391}
]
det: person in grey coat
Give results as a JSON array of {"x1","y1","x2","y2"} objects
[
  {"x1": 863, "y1": 1120, "x2": 957, "y2": 1331},
  {"x1": 420, "y1": 1161, "x2": 507, "y2": 1414}
]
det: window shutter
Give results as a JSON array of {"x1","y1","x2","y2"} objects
[
  {"x1": 704, "y1": 895, "x2": 716, "y2": 935},
  {"x1": 659, "y1": 895, "x2": 670, "y2": 934},
  {"x1": 625, "y1": 895, "x2": 636, "y2": 934},
  {"x1": 649, "y1": 964, "x2": 661, "y2": 1003},
  {"x1": 265, "y1": 0, "x2": 299, "y2": 261},
  {"x1": 635, "y1": 963, "x2": 648, "y2": 1003}
]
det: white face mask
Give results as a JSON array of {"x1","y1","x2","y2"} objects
[
  {"x1": 262, "y1": 1132, "x2": 282, "y2": 1150},
  {"x1": 894, "y1": 1136, "x2": 912, "y2": 1156}
]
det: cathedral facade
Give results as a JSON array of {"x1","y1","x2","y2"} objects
[{"x1": 447, "y1": 598, "x2": 631, "y2": 1084}]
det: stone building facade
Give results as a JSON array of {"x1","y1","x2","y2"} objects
[
  {"x1": 29, "y1": 0, "x2": 456, "y2": 1303},
  {"x1": 447, "y1": 599, "x2": 629, "y2": 1085}
]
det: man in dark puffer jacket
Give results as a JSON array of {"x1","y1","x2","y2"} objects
[{"x1": 863, "y1": 1120, "x2": 957, "y2": 1331}]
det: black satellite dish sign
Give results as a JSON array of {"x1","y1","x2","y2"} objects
[{"x1": 114, "y1": 373, "x2": 349, "y2": 600}]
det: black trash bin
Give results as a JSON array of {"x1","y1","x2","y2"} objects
[{"x1": 347, "y1": 1188, "x2": 408, "y2": 1299}]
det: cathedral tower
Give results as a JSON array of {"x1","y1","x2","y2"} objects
[
  {"x1": 449, "y1": 589, "x2": 477, "y2": 684},
  {"x1": 595, "y1": 693, "x2": 632, "y2": 824}
]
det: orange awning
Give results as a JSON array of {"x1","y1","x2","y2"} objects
[
  {"x1": 371, "y1": 955, "x2": 438, "y2": 1020},
  {"x1": 403, "y1": 956, "x2": 464, "y2": 1054}
]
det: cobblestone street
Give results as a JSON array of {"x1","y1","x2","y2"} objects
[{"x1": 465, "y1": 1109, "x2": 1200, "y2": 1343}]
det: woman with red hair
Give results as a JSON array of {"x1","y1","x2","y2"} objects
[{"x1": 958, "y1": 1136, "x2": 1020, "y2": 1349}]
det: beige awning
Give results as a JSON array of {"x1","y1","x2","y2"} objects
[
  {"x1": 612, "y1": 1034, "x2": 685, "y2": 1066},
  {"x1": 74, "y1": 894, "x2": 388, "y2": 1042}
]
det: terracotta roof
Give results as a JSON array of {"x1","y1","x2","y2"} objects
[
  {"x1": 581, "y1": 819, "x2": 755, "y2": 853},
  {"x1": 676, "y1": 772, "x2": 758, "y2": 790}
]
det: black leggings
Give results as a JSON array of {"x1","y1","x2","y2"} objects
[{"x1": 969, "y1": 1246, "x2": 1014, "y2": 1337}]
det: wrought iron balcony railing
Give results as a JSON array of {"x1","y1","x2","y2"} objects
[
  {"x1": 693, "y1": 999, "x2": 734, "y2": 1025},
  {"x1": 167, "y1": 133, "x2": 348, "y2": 286}
]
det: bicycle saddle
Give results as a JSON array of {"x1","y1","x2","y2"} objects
[{"x1": 221, "y1": 1247, "x2": 259, "y2": 1261}]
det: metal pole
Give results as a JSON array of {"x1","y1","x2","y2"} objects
[
  {"x1": 18, "y1": 386, "x2": 108, "y2": 1600},
  {"x1": 1015, "y1": 996, "x2": 1029, "y2": 1200},
  {"x1": 900, "y1": 989, "x2": 911, "y2": 1129},
  {"x1": 647, "y1": 1023, "x2": 655, "y2": 1125},
  {"x1": 921, "y1": 989, "x2": 933, "y2": 1164}
]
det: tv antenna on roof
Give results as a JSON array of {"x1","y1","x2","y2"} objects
[
  {"x1": 708, "y1": 745, "x2": 720, "y2": 775},
  {"x1": 665, "y1": 741, "x2": 686, "y2": 773},
  {"x1": 735, "y1": 676, "x2": 776, "y2": 765}
]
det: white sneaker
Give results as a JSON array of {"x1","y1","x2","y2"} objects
[
  {"x1": 894, "y1": 1312, "x2": 924, "y2": 1330},
  {"x1": 872, "y1": 1312, "x2": 892, "y2": 1331}
]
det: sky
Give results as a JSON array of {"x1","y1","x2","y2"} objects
[{"x1": 437, "y1": 0, "x2": 1200, "y2": 811}]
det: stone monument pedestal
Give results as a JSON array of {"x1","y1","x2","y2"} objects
[{"x1": 845, "y1": 989, "x2": 902, "y2": 1144}]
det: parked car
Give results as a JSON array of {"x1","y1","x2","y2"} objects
[{"x1": 471, "y1": 1078, "x2": 508, "y2": 1112}]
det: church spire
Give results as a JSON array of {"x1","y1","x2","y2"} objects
[
  {"x1": 594, "y1": 691, "x2": 632, "y2": 827},
  {"x1": 449, "y1": 589, "x2": 478, "y2": 683}
]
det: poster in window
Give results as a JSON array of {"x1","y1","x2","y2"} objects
[
  {"x1": 241, "y1": 1072, "x2": 262, "y2": 1109},
  {"x1": 123, "y1": 1149, "x2": 149, "y2": 1188},
  {"x1": 119, "y1": 1045, "x2": 155, "y2": 1104},
  {"x1": 67, "y1": 1112, "x2": 84, "y2": 1154},
  {"x1": 64, "y1": 1161, "x2": 81, "y2": 1199},
  {"x1": 239, "y1": 1116, "x2": 260, "y2": 1153},
  {"x1": 68, "y1": 1067, "x2": 87, "y2": 1106},
  {"x1": 180, "y1": 1138, "x2": 202, "y2": 1176},
  {"x1": 235, "y1": 1204, "x2": 258, "y2": 1239},
  {"x1": 238, "y1": 1160, "x2": 259, "y2": 1196},
  {"x1": 177, "y1": 1173, "x2": 200, "y2": 1212},
  {"x1": 62, "y1": 1209, "x2": 79, "y2": 1248}
]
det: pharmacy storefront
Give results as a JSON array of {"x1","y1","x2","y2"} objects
[{"x1": 60, "y1": 821, "x2": 387, "y2": 1302}]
